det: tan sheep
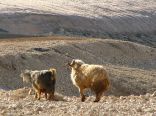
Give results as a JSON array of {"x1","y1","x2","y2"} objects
[{"x1": 68, "y1": 59, "x2": 110, "y2": 102}]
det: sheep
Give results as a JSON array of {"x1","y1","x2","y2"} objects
[
  {"x1": 68, "y1": 59, "x2": 110, "y2": 102},
  {"x1": 20, "y1": 68, "x2": 56, "y2": 100}
]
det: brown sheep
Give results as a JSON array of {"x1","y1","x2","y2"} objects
[
  {"x1": 68, "y1": 59, "x2": 110, "y2": 102},
  {"x1": 20, "y1": 68, "x2": 56, "y2": 100}
]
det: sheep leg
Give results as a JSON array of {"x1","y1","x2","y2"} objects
[
  {"x1": 28, "y1": 88, "x2": 33, "y2": 95},
  {"x1": 46, "y1": 89, "x2": 55, "y2": 100},
  {"x1": 51, "y1": 91, "x2": 55, "y2": 100},
  {"x1": 79, "y1": 88, "x2": 85, "y2": 102},
  {"x1": 91, "y1": 80, "x2": 106, "y2": 102},
  {"x1": 32, "y1": 83, "x2": 39, "y2": 99},
  {"x1": 34, "y1": 92, "x2": 38, "y2": 99},
  {"x1": 94, "y1": 92, "x2": 103, "y2": 102},
  {"x1": 37, "y1": 90, "x2": 41, "y2": 100},
  {"x1": 34, "y1": 89, "x2": 38, "y2": 99},
  {"x1": 50, "y1": 93, "x2": 55, "y2": 100},
  {"x1": 45, "y1": 92, "x2": 48, "y2": 100}
]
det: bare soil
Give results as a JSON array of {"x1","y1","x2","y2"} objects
[
  {"x1": 0, "y1": 0, "x2": 156, "y2": 115},
  {"x1": 0, "y1": 36, "x2": 156, "y2": 115},
  {"x1": 0, "y1": 0, "x2": 156, "y2": 47}
]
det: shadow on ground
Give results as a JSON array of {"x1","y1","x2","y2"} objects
[{"x1": 0, "y1": 13, "x2": 156, "y2": 47}]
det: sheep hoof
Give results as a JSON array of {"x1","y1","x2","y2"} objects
[
  {"x1": 94, "y1": 99, "x2": 100, "y2": 102},
  {"x1": 34, "y1": 95, "x2": 37, "y2": 99},
  {"x1": 81, "y1": 97, "x2": 86, "y2": 102}
]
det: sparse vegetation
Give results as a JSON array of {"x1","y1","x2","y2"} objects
[
  {"x1": 0, "y1": 37, "x2": 155, "y2": 115},
  {"x1": 0, "y1": 0, "x2": 156, "y2": 115}
]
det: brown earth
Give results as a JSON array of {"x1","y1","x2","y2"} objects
[
  {"x1": 0, "y1": 0, "x2": 156, "y2": 47},
  {"x1": 0, "y1": 36, "x2": 156, "y2": 115},
  {"x1": 0, "y1": 88, "x2": 156, "y2": 116}
]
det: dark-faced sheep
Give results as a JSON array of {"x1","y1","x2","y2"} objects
[
  {"x1": 20, "y1": 68, "x2": 56, "y2": 100},
  {"x1": 68, "y1": 59, "x2": 110, "y2": 102}
]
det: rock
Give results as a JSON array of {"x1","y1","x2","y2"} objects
[
  {"x1": 24, "y1": 110, "x2": 33, "y2": 115},
  {"x1": 144, "y1": 93, "x2": 150, "y2": 100},
  {"x1": 144, "y1": 108, "x2": 154, "y2": 113},
  {"x1": 139, "y1": 94, "x2": 150, "y2": 101},
  {"x1": 136, "y1": 107, "x2": 142, "y2": 112},
  {"x1": 151, "y1": 91, "x2": 156, "y2": 97},
  {"x1": 119, "y1": 96, "x2": 125, "y2": 100},
  {"x1": 1, "y1": 110, "x2": 6, "y2": 114},
  {"x1": 35, "y1": 107, "x2": 43, "y2": 112},
  {"x1": 32, "y1": 48, "x2": 49, "y2": 52}
]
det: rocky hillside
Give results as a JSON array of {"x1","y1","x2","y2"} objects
[
  {"x1": 0, "y1": 37, "x2": 155, "y2": 95},
  {"x1": 0, "y1": 0, "x2": 156, "y2": 47},
  {"x1": 0, "y1": 0, "x2": 156, "y2": 115},
  {"x1": 0, "y1": 36, "x2": 156, "y2": 115}
]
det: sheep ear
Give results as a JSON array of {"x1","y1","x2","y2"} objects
[
  {"x1": 50, "y1": 68, "x2": 56, "y2": 73},
  {"x1": 24, "y1": 69, "x2": 30, "y2": 73},
  {"x1": 67, "y1": 62, "x2": 71, "y2": 66},
  {"x1": 66, "y1": 60, "x2": 71, "y2": 66},
  {"x1": 77, "y1": 62, "x2": 82, "y2": 67},
  {"x1": 72, "y1": 60, "x2": 75, "y2": 64}
]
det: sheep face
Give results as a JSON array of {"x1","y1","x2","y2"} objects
[
  {"x1": 68, "y1": 59, "x2": 84, "y2": 70},
  {"x1": 20, "y1": 70, "x2": 31, "y2": 83}
]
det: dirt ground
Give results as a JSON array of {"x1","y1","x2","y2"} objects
[
  {"x1": 0, "y1": 0, "x2": 156, "y2": 115},
  {"x1": 0, "y1": 36, "x2": 156, "y2": 115},
  {"x1": 0, "y1": 88, "x2": 156, "y2": 116},
  {"x1": 0, "y1": 0, "x2": 156, "y2": 47}
]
